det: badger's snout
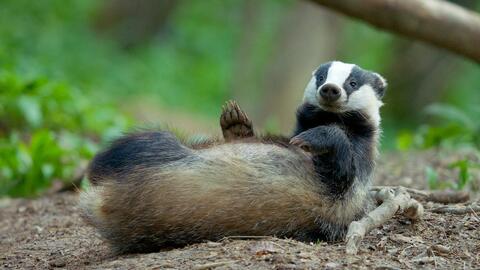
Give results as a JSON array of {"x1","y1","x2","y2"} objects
[{"x1": 319, "y1": 83, "x2": 341, "y2": 103}]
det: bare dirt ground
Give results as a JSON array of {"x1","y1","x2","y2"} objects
[{"x1": 1, "y1": 150, "x2": 479, "y2": 269}]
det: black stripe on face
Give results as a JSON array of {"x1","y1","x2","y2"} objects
[
  {"x1": 343, "y1": 66, "x2": 386, "y2": 99},
  {"x1": 343, "y1": 66, "x2": 367, "y2": 96},
  {"x1": 314, "y1": 62, "x2": 333, "y2": 89}
]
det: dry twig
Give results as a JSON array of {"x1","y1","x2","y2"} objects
[
  {"x1": 223, "y1": 235, "x2": 271, "y2": 240},
  {"x1": 193, "y1": 261, "x2": 238, "y2": 270},
  {"x1": 346, "y1": 187, "x2": 424, "y2": 255},
  {"x1": 430, "y1": 202, "x2": 480, "y2": 214},
  {"x1": 371, "y1": 186, "x2": 470, "y2": 204}
]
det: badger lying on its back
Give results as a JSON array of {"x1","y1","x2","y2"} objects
[{"x1": 80, "y1": 61, "x2": 387, "y2": 254}]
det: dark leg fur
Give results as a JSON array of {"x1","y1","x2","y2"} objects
[
  {"x1": 220, "y1": 100, "x2": 254, "y2": 141},
  {"x1": 293, "y1": 103, "x2": 375, "y2": 138},
  {"x1": 291, "y1": 125, "x2": 355, "y2": 195},
  {"x1": 290, "y1": 103, "x2": 377, "y2": 195}
]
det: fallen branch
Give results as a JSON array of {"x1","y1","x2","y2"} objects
[
  {"x1": 371, "y1": 186, "x2": 470, "y2": 204},
  {"x1": 430, "y1": 202, "x2": 480, "y2": 215},
  {"x1": 425, "y1": 190, "x2": 470, "y2": 204},
  {"x1": 193, "y1": 261, "x2": 238, "y2": 270},
  {"x1": 346, "y1": 187, "x2": 424, "y2": 255},
  {"x1": 309, "y1": 0, "x2": 480, "y2": 62},
  {"x1": 223, "y1": 235, "x2": 271, "y2": 240}
]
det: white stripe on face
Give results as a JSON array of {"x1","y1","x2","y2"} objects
[
  {"x1": 347, "y1": 84, "x2": 383, "y2": 127},
  {"x1": 302, "y1": 76, "x2": 317, "y2": 105},
  {"x1": 324, "y1": 61, "x2": 355, "y2": 88},
  {"x1": 303, "y1": 61, "x2": 354, "y2": 106},
  {"x1": 302, "y1": 61, "x2": 384, "y2": 127},
  {"x1": 317, "y1": 61, "x2": 355, "y2": 105}
]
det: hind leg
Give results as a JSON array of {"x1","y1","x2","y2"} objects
[{"x1": 220, "y1": 100, "x2": 254, "y2": 141}]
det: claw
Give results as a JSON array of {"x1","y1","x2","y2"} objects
[
  {"x1": 290, "y1": 137, "x2": 312, "y2": 152},
  {"x1": 219, "y1": 100, "x2": 254, "y2": 140}
]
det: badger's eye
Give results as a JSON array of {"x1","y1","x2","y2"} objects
[
  {"x1": 349, "y1": 81, "x2": 357, "y2": 88},
  {"x1": 318, "y1": 75, "x2": 324, "y2": 81}
]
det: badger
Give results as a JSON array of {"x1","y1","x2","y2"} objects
[{"x1": 80, "y1": 61, "x2": 387, "y2": 254}]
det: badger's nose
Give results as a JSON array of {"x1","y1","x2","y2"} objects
[{"x1": 319, "y1": 84, "x2": 341, "y2": 102}]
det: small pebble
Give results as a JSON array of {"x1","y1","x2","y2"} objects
[
  {"x1": 431, "y1": 244, "x2": 450, "y2": 254},
  {"x1": 297, "y1": 252, "x2": 311, "y2": 259},
  {"x1": 206, "y1": 241, "x2": 222, "y2": 247},
  {"x1": 325, "y1": 262, "x2": 340, "y2": 269}
]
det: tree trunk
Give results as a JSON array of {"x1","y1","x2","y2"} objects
[{"x1": 309, "y1": 0, "x2": 480, "y2": 63}]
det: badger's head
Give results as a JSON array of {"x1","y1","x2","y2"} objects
[{"x1": 303, "y1": 61, "x2": 387, "y2": 126}]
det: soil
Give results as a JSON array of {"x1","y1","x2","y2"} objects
[{"x1": 1, "y1": 150, "x2": 479, "y2": 269}]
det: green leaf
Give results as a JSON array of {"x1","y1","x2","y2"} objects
[
  {"x1": 425, "y1": 103, "x2": 474, "y2": 129},
  {"x1": 425, "y1": 166, "x2": 439, "y2": 190},
  {"x1": 450, "y1": 159, "x2": 471, "y2": 190},
  {"x1": 396, "y1": 131, "x2": 414, "y2": 150},
  {"x1": 17, "y1": 96, "x2": 42, "y2": 127},
  {"x1": 80, "y1": 176, "x2": 90, "y2": 191},
  {"x1": 41, "y1": 163, "x2": 54, "y2": 179}
]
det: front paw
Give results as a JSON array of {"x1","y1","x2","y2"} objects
[
  {"x1": 290, "y1": 131, "x2": 330, "y2": 155},
  {"x1": 290, "y1": 136, "x2": 313, "y2": 152}
]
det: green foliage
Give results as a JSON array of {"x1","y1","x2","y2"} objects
[
  {"x1": 0, "y1": 72, "x2": 130, "y2": 197},
  {"x1": 1, "y1": 0, "x2": 479, "y2": 196},
  {"x1": 449, "y1": 159, "x2": 480, "y2": 190},
  {"x1": 425, "y1": 158, "x2": 479, "y2": 191},
  {"x1": 0, "y1": 130, "x2": 90, "y2": 197},
  {"x1": 0, "y1": 0, "x2": 286, "y2": 197},
  {"x1": 425, "y1": 166, "x2": 443, "y2": 190},
  {"x1": 398, "y1": 104, "x2": 480, "y2": 190},
  {"x1": 0, "y1": 0, "x2": 293, "y2": 118},
  {"x1": 340, "y1": 21, "x2": 395, "y2": 72},
  {"x1": 396, "y1": 104, "x2": 480, "y2": 150},
  {"x1": 395, "y1": 132, "x2": 415, "y2": 152}
]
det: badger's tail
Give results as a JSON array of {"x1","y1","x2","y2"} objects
[
  {"x1": 87, "y1": 131, "x2": 193, "y2": 185},
  {"x1": 80, "y1": 131, "x2": 194, "y2": 253}
]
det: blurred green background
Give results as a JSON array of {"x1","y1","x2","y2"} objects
[{"x1": 1, "y1": 0, "x2": 479, "y2": 197}]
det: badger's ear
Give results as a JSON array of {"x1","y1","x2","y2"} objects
[{"x1": 373, "y1": 73, "x2": 387, "y2": 99}]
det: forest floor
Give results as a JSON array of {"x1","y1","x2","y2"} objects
[{"x1": 1, "y1": 150, "x2": 479, "y2": 269}]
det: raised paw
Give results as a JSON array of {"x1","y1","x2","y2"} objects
[{"x1": 220, "y1": 100, "x2": 254, "y2": 141}]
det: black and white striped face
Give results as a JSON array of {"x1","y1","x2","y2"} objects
[{"x1": 303, "y1": 61, "x2": 387, "y2": 126}]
